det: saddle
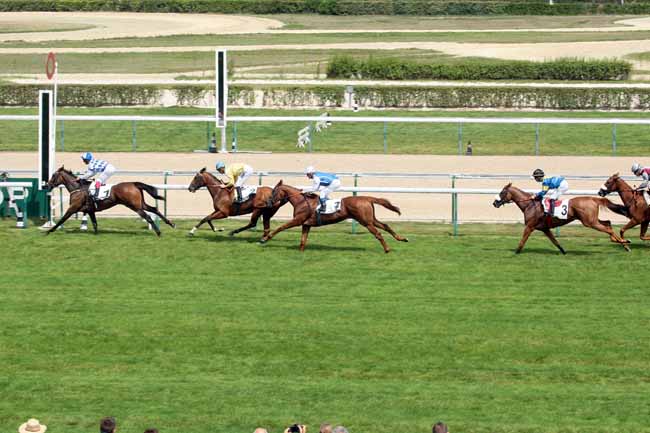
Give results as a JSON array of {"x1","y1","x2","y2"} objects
[{"x1": 234, "y1": 186, "x2": 257, "y2": 203}]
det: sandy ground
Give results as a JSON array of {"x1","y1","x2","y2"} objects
[
  {"x1": 0, "y1": 12, "x2": 283, "y2": 41},
  {"x1": 2, "y1": 13, "x2": 650, "y2": 43},
  {"x1": 1, "y1": 152, "x2": 635, "y2": 226}
]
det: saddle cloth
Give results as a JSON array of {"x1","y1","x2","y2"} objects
[
  {"x1": 88, "y1": 184, "x2": 112, "y2": 201},
  {"x1": 320, "y1": 199, "x2": 342, "y2": 214},
  {"x1": 236, "y1": 186, "x2": 258, "y2": 202},
  {"x1": 544, "y1": 198, "x2": 570, "y2": 219}
]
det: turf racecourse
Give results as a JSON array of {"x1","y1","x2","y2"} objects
[{"x1": 1, "y1": 219, "x2": 649, "y2": 433}]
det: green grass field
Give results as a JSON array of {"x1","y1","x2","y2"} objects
[
  {"x1": 2, "y1": 218, "x2": 649, "y2": 433},
  {"x1": 0, "y1": 107, "x2": 647, "y2": 155}
]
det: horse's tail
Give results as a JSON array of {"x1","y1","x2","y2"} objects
[
  {"x1": 134, "y1": 182, "x2": 165, "y2": 201},
  {"x1": 598, "y1": 197, "x2": 629, "y2": 218},
  {"x1": 371, "y1": 197, "x2": 401, "y2": 216}
]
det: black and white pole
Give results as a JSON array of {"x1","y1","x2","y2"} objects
[
  {"x1": 38, "y1": 89, "x2": 55, "y2": 229},
  {"x1": 215, "y1": 49, "x2": 228, "y2": 153}
]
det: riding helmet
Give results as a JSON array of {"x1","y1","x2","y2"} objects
[
  {"x1": 215, "y1": 161, "x2": 225, "y2": 170},
  {"x1": 81, "y1": 152, "x2": 93, "y2": 161},
  {"x1": 632, "y1": 162, "x2": 642, "y2": 174},
  {"x1": 532, "y1": 168, "x2": 545, "y2": 179}
]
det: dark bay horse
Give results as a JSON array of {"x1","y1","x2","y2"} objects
[
  {"x1": 187, "y1": 168, "x2": 283, "y2": 238},
  {"x1": 261, "y1": 181, "x2": 408, "y2": 253},
  {"x1": 45, "y1": 166, "x2": 175, "y2": 235},
  {"x1": 493, "y1": 183, "x2": 630, "y2": 254},
  {"x1": 598, "y1": 173, "x2": 650, "y2": 241}
]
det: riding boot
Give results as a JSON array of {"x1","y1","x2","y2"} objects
[
  {"x1": 236, "y1": 186, "x2": 242, "y2": 202},
  {"x1": 319, "y1": 197, "x2": 327, "y2": 213},
  {"x1": 549, "y1": 199, "x2": 555, "y2": 217}
]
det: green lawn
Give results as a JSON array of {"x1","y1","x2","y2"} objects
[
  {"x1": 0, "y1": 21, "x2": 93, "y2": 34},
  {"x1": 268, "y1": 14, "x2": 631, "y2": 30},
  {"x1": 0, "y1": 107, "x2": 647, "y2": 156},
  {"x1": 4, "y1": 30, "x2": 650, "y2": 49},
  {"x1": 1, "y1": 218, "x2": 649, "y2": 433}
]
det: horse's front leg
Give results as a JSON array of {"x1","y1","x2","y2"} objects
[
  {"x1": 88, "y1": 212, "x2": 98, "y2": 234},
  {"x1": 259, "y1": 218, "x2": 304, "y2": 244},
  {"x1": 46, "y1": 207, "x2": 78, "y2": 234},
  {"x1": 515, "y1": 225, "x2": 535, "y2": 254},
  {"x1": 620, "y1": 219, "x2": 640, "y2": 242}
]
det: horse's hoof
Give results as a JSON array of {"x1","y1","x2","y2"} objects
[
  {"x1": 259, "y1": 239, "x2": 267, "y2": 244},
  {"x1": 187, "y1": 232, "x2": 194, "y2": 237},
  {"x1": 218, "y1": 227, "x2": 225, "y2": 232},
  {"x1": 228, "y1": 231, "x2": 236, "y2": 237},
  {"x1": 402, "y1": 238, "x2": 409, "y2": 242},
  {"x1": 385, "y1": 249, "x2": 391, "y2": 254},
  {"x1": 171, "y1": 223, "x2": 176, "y2": 229}
]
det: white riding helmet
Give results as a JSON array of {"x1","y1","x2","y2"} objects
[
  {"x1": 632, "y1": 162, "x2": 642, "y2": 174},
  {"x1": 305, "y1": 166, "x2": 315, "y2": 174}
]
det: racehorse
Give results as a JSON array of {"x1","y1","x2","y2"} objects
[
  {"x1": 187, "y1": 168, "x2": 284, "y2": 238},
  {"x1": 598, "y1": 173, "x2": 650, "y2": 241},
  {"x1": 260, "y1": 181, "x2": 409, "y2": 253},
  {"x1": 45, "y1": 166, "x2": 175, "y2": 235},
  {"x1": 493, "y1": 183, "x2": 630, "y2": 254}
]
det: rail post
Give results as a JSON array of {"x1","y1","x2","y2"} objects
[
  {"x1": 457, "y1": 122, "x2": 463, "y2": 155},
  {"x1": 383, "y1": 121, "x2": 388, "y2": 154},
  {"x1": 163, "y1": 171, "x2": 169, "y2": 217},
  {"x1": 612, "y1": 123, "x2": 617, "y2": 156},
  {"x1": 258, "y1": 172, "x2": 263, "y2": 186},
  {"x1": 59, "y1": 119, "x2": 64, "y2": 152},
  {"x1": 351, "y1": 174, "x2": 359, "y2": 234},
  {"x1": 206, "y1": 121, "x2": 210, "y2": 150},
  {"x1": 451, "y1": 175, "x2": 458, "y2": 237},
  {"x1": 232, "y1": 121, "x2": 238, "y2": 152},
  {"x1": 535, "y1": 123, "x2": 540, "y2": 156},
  {"x1": 131, "y1": 120, "x2": 137, "y2": 151}
]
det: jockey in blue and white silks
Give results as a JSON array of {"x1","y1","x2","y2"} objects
[
  {"x1": 78, "y1": 152, "x2": 116, "y2": 199},
  {"x1": 302, "y1": 166, "x2": 341, "y2": 212},
  {"x1": 532, "y1": 168, "x2": 568, "y2": 216}
]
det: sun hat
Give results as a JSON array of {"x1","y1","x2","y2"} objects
[{"x1": 19, "y1": 419, "x2": 47, "y2": 433}]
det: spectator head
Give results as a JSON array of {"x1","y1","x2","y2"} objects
[
  {"x1": 320, "y1": 424, "x2": 332, "y2": 433},
  {"x1": 100, "y1": 417, "x2": 116, "y2": 433},
  {"x1": 144, "y1": 429, "x2": 159, "y2": 433},
  {"x1": 284, "y1": 424, "x2": 307, "y2": 433},
  {"x1": 253, "y1": 429, "x2": 268, "y2": 433},
  {"x1": 19, "y1": 418, "x2": 47, "y2": 433},
  {"x1": 333, "y1": 426, "x2": 348, "y2": 433},
  {"x1": 433, "y1": 422, "x2": 448, "y2": 433}
]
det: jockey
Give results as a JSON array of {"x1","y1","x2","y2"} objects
[
  {"x1": 215, "y1": 161, "x2": 253, "y2": 202},
  {"x1": 78, "y1": 152, "x2": 116, "y2": 200},
  {"x1": 631, "y1": 162, "x2": 650, "y2": 204},
  {"x1": 302, "y1": 166, "x2": 341, "y2": 212},
  {"x1": 532, "y1": 168, "x2": 568, "y2": 216}
]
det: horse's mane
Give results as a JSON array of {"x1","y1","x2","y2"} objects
[
  {"x1": 59, "y1": 166, "x2": 75, "y2": 177},
  {"x1": 199, "y1": 167, "x2": 223, "y2": 184}
]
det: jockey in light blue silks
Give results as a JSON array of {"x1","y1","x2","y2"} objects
[
  {"x1": 532, "y1": 168, "x2": 569, "y2": 216},
  {"x1": 302, "y1": 166, "x2": 341, "y2": 213},
  {"x1": 78, "y1": 152, "x2": 116, "y2": 200}
]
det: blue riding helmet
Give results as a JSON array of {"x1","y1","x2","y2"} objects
[
  {"x1": 215, "y1": 161, "x2": 225, "y2": 170},
  {"x1": 81, "y1": 152, "x2": 93, "y2": 161}
]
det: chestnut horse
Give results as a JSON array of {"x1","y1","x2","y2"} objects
[
  {"x1": 493, "y1": 183, "x2": 630, "y2": 254},
  {"x1": 187, "y1": 168, "x2": 283, "y2": 238},
  {"x1": 45, "y1": 166, "x2": 175, "y2": 236},
  {"x1": 260, "y1": 181, "x2": 408, "y2": 253},
  {"x1": 598, "y1": 173, "x2": 650, "y2": 241}
]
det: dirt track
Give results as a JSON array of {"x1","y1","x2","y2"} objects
[{"x1": 2, "y1": 152, "x2": 636, "y2": 225}]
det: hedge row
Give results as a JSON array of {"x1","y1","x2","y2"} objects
[
  {"x1": 327, "y1": 56, "x2": 632, "y2": 81},
  {"x1": 3, "y1": 84, "x2": 650, "y2": 110},
  {"x1": 4, "y1": 0, "x2": 650, "y2": 15}
]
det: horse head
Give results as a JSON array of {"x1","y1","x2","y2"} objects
[
  {"x1": 46, "y1": 165, "x2": 74, "y2": 190},
  {"x1": 598, "y1": 172, "x2": 621, "y2": 197},
  {"x1": 188, "y1": 168, "x2": 208, "y2": 192},
  {"x1": 493, "y1": 182, "x2": 513, "y2": 208}
]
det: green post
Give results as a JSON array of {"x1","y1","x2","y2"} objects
[
  {"x1": 206, "y1": 122, "x2": 210, "y2": 150},
  {"x1": 163, "y1": 171, "x2": 169, "y2": 217},
  {"x1": 23, "y1": 187, "x2": 28, "y2": 228},
  {"x1": 457, "y1": 122, "x2": 463, "y2": 155},
  {"x1": 351, "y1": 174, "x2": 359, "y2": 234},
  {"x1": 383, "y1": 122, "x2": 388, "y2": 154},
  {"x1": 131, "y1": 120, "x2": 137, "y2": 152},
  {"x1": 451, "y1": 175, "x2": 458, "y2": 237},
  {"x1": 612, "y1": 123, "x2": 617, "y2": 156}
]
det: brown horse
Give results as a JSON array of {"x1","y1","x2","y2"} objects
[
  {"x1": 598, "y1": 173, "x2": 650, "y2": 241},
  {"x1": 493, "y1": 183, "x2": 630, "y2": 254},
  {"x1": 45, "y1": 166, "x2": 175, "y2": 235},
  {"x1": 260, "y1": 181, "x2": 408, "y2": 253},
  {"x1": 187, "y1": 168, "x2": 284, "y2": 238}
]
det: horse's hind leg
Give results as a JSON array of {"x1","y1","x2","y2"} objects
[
  {"x1": 373, "y1": 219, "x2": 409, "y2": 242},
  {"x1": 582, "y1": 219, "x2": 630, "y2": 251},
  {"x1": 639, "y1": 220, "x2": 650, "y2": 240},
  {"x1": 144, "y1": 203, "x2": 175, "y2": 228},
  {"x1": 542, "y1": 228, "x2": 566, "y2": 255},
  {"x1": 363, "y1": 223, "x2": 391, "y2": 253},
  {"x1": 229, "y1": 208, "x2": 261, "y2": 236},
  {"x1": 136, "y1": 209, "x2": 160, "y2": 236}
]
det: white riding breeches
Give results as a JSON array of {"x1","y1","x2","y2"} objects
[
  {"x1": 318, "y1": 178, "x2": 341, "y2": 200},
  {"x1": 97, "y1": 164, "x2": 116, "y2": 185},
  {"x1": 235, "y1": 165, "x2": 254, "y2": 187},
  {"x1": 545, "y1": 180, "x2": 569, "y2": 200}
]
